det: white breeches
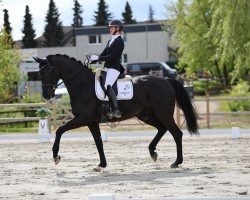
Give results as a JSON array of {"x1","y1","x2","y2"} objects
[{"x1": 104, "y1": 68, "x2": 120, "y2": 90}]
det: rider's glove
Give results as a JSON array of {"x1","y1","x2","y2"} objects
[{"x1": 89, "y1": 55, "x2": 99, "y2": 62}]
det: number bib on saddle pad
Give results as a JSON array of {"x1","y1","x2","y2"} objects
[{"x1": 95, "y1": 68, "x2": 133, "y2": 101}]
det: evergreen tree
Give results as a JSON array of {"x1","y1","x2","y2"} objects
[
  {"x1": 43, "y1": 0, "x2": 64, "y2": 47},
  {"x1": 22, "y1": 5, "x2": 37, "y2": 48},
  {"x1": 148, "y1": 5, "x2": 155, "y2": 23},
  {"x1": 72, "y1": 0, "x2": 83, "y2": 27},
  {"x1": 93, "y1": 0, "x2": 113, "y2": 26},
  {"x1": 3, "y1": 9, "x2": 12, "y2": 43},
  {"x1": 122, "y1": 1, "x2": 136, "y2": 24}
]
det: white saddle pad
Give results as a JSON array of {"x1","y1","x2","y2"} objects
[{"x1": 95, "y1": 69, "x2": 133, "y2": 101}]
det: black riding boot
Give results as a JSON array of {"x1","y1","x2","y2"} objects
[{"x1": 107, "y1": 85, "x2": 122, "y2": 119}]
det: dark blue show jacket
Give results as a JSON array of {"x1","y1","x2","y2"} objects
[{"x1": 98, "y1": 35, "x2": 125, "y2": 73}]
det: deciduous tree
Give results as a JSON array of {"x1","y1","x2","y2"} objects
[
  {"x1": 209, "y1": 0, "x2": 250, "y2": 82},
  {"x1": 0, "y1": 30, "x2": 21, "y2": 102}
]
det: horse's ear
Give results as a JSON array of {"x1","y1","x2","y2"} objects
[{"x1": 33, "y1": 57, "x2": 43, "y2": 63}]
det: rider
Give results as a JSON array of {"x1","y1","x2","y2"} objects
[{"x1": 89, "y1": 19, "x2": 125, "y2": 119}]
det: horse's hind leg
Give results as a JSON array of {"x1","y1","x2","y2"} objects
[
  {"x1": 88, "y1": 124, "x2": 107, "y2": 172},
  {"x1": 148, "y1": 108, "x2": 183, "y2": 167},
  {"x1": 137, "y1": 112, "x2": 167, "y2": 162},
  {"x1": 149, "y1": 125, "x2": 167, "y2": 162},
  {"x1": 160, "y1": 117, "x2": 183, "y2": 168}
]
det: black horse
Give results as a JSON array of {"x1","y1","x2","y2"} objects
[{"x1": 34, "y1": 54, "x2": 198, "y2": 171}]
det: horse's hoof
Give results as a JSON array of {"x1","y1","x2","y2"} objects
[
  {"x1": 93, "y1": 166, "x2": 103, "y2": 172},
  {"x1": 151, "y1": 152, "x2": 158, "y2": 162},
  {"x1": 171, "y1": 163, "x2": 179, "y2": 168},
  {"x1": 54, "y1": 155, "x2": 61, "y2": 165}
]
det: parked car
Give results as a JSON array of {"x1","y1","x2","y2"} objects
[
  {"x1": 126, "y1": 62, "x2": 178, "y2": 78},
  {"x1": 55, "y1": 80, "x2": 68, "y2": 98}
]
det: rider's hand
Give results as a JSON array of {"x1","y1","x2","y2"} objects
[{"x1": 89, "y1": 55, "x2": 99, "y2": 62}]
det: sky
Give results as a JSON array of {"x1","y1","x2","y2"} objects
[{"x1": 0, "y1": 0, "x2": 175, "y2": 41}]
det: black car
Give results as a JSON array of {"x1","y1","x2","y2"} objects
[{"x1": 126, "y1": 62, "x2": 178, "y2": 78}]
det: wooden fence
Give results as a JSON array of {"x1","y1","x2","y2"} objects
[{"x1": 0, "y1": 95, "x2": 249, "y2": 130}]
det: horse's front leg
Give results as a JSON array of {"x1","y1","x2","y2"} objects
[
  {"x1": 52, "y1": 116, "x2": 86, "y2": 165},
  {"x1": 88, "y1": 123, "x2": 107, "y2": 172}
]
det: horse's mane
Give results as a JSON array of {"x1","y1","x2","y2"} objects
[{"x1": 46, "y1": 54, "x2": 92, "y2": 72}]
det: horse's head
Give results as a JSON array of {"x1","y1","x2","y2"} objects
[{"x1": 33, "y1": 57, "x2": 60, "y2": 100}]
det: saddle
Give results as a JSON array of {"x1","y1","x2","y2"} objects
[
  {"x1": 95, "y1": 68, "x2": 133, "y2": 122},
  {"x1": 95, "y1": 68, "x2": 133, "y2": 101}
]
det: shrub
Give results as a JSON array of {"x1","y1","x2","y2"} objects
[
  {"x1": 36, "y1": 108, "x2": 52, "y2": 118},
  {"x1": 20, "y1": 93, "x2": 45, "y2": 103},
  {"x1": 228, "y1": 80, "x2": 250, "y2": 111}
]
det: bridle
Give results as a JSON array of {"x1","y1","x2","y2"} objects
[{"x1": 39, "y1": 58, "x2": 89, "y2": 97}]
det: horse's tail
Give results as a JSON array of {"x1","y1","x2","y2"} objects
[{"x1": 167, "y1": 79, "x2": 199, "y2": 135}]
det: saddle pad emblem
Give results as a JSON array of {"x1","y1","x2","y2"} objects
[{"x1": 95, "y1": 77, "x2": 133, "y2": 101}]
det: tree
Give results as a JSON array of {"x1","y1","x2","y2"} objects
[
  {"x1": 3, "y1": 9, "x2": 12, "y2": 43},
  {"x1": 93, "y1": 0, "x2": 113, "y2": 26},
  {"x1": 172, "y1": 1, "x2": 215, "y2": 74},
  {"x1": 0, "y1": 30, "x2": 21, "y2": 102},
  {"x1": 209, "y1": 0, "x2": 250, "y2": 82},
  {"x1": 43, "y1": 0, "x2": 64, "y2": 47},
  {"x1": 165, "y1": 0, "x2": 250, "y2": 87},
  {"x1": 122, "y1": 1, "x2": 136, "y2": 24},
  {"x1": 72, "y1": 0, "x2": 83, "y2": 27},
  {"x1": 148, "y1": 5, "x2": 155, "y2": 23},
  {"x1": 22, "y1": 5, "x2": 37, "y2": 48},
  {"x1": 165, "y1": 0, "x2": 227, "y2": 86}
]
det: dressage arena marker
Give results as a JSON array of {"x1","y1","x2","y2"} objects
[
  {"x1": 231, "y1": 126, "x2": 241, "y2": 139},
  {"x1": 38, "y1": 118, "x2": 51, "y2": 143},
  {"x1": 101, "y1": 131, "x2": 108, "y2": 142},
  {"x1": 88, "y1": 193, "x2": 115, "y2": 200}
]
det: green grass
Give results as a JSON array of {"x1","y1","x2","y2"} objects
[{"x1": 0, "y1": 123, "x2": 38, "y2": 134}]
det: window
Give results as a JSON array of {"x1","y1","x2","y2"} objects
[
  {"x1": 128, "y1": 64, "x2": 140, "y2": 72},
  {"x1": 121, "y1": 54, "x2": 127, "y2": 64},
  {"x1": 89, "y1": 35, "x2": 102, "y2": 44}
]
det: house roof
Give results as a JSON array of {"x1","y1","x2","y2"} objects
[{"x1": 74, "y1": 23, "x2": 164, "y2": 36}]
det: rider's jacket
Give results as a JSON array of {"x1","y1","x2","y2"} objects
[{"x1": 99, "y1": 35, "x2": 125, "y2": 73}]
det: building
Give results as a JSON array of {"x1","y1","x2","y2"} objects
[{"x1": 19, "y1": 22, "x2": 172, "y2": 95}]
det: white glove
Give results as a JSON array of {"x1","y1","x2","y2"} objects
[{"x1": 89, "y1": 55, "x2": 99, "y2": 62}]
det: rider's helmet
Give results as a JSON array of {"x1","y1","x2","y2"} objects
[{"x1": 107, "y1": 19, "x2": 124, "y2": 32}]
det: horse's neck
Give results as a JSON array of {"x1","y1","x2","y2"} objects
[{"x1": 58, "y1": 64, "x2": 95, "y2": 98}]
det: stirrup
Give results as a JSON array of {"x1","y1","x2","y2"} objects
[{"x1": 107, "y1": 110, "x2": 122, "y2": 119}]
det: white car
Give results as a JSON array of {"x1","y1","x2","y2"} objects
[{"x1": 55, "y1": 80, "x2": 68, "y2": 98}]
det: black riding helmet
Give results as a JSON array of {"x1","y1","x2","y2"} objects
[{"x1": 107, "y1": 19, "x2": 124, "y2": 32}]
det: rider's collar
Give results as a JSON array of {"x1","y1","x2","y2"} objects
[{"x1": 109, "y1": 34, "x2": 120, "y2": 46}]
